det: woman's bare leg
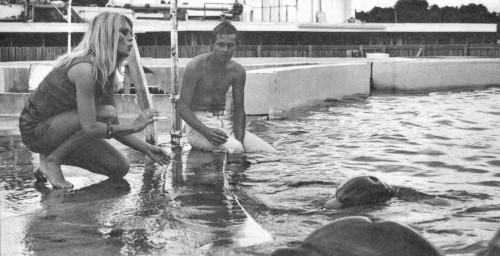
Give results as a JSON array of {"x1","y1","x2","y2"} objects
[
  {"x1": 33, "y1": 110, "x2": 80, "y2": 188},
  {"x1": 34, "y1": 106, "x2": 124, "y2": 188},
  {"x1": 62, "y1": 138, "x2": 129, "y2": 178},
  {"x1": 40, "y1": 129, "x2": 91, "y2": 188}
]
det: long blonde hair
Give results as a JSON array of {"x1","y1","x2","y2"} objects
[{"x1": 55, "y1": 12, "x2": 133, "y2": 94}]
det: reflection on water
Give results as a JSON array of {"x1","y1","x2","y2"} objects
[
  {"x1": 0, "y1": 134, "x2": 272, "y2": 255},
  {"x1": 25, "y1": 179, "x2": 131, "y2": 255},
  {"x1": 241, "y1": 87, "x2": 500, "y2": 255},
  {"x1": 1, "y1": 87, "x2": 500, "y2": 255},
  {"x1": 164, "y1": 150, "x2": 272, "y2": 252}
]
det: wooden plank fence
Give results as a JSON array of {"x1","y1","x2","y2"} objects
[{"x1": 1, "y1": 44, "x2": 500, "y2": 62}]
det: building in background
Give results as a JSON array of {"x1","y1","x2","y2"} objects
[
  {"x1": 239, "y1": 0, "x2": 354, "y2": 23},
  {"x1": 0, "y1": 0, "x2": 498, "y2": 62}
]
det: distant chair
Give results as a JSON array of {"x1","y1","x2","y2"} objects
[{"x1": 28, "y1": 64, "x2": 53, "y2": 91}]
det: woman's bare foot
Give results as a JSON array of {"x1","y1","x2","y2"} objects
[
  {"x1": 38, "y1": 155, "x2": 73, "y2": 189},
  {"x1": 34, "y1": 155, "x2": 48, "y2": 182},
  {"x1": 34, "y1": 167, "x2": 47, "y2": 182}
]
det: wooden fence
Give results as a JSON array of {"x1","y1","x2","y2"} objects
[{"x1": 1, "y1": 44, "x2": 500, "y2": 62}]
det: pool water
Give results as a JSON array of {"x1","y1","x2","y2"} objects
[
  {"x1": 240, "y1": 87, "x2": 500, "y2": 255},
  {"x1": 1, "y1": 87, "x2": 499, "y2": 255}
]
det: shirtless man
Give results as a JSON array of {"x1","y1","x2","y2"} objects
[{"x1": 178, "y1": 21, "x2": 276, "y2": 154}]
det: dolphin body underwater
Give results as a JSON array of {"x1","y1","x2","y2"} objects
[
  {"x1": 270, "y1": 176, "x2": 500, "y2": 256},
  {"x1": 272, "y1": 216, "x2": 500, "y2": 256},
  {"x1": 272, "y1": 216, "x2": 444, "y2": 256}
]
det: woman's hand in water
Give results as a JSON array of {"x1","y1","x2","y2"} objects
[
  {"x1": 145, "y1": 145, "x2": 171, "y2": 165},
  {"x1": 205, "y1": 128, "x2": 228, "y2": 146},
  {"x1": 133, "y1": 108, "x2": 159, "y2": 132}
]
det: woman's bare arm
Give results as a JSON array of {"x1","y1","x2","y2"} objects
[{"x1": 70, "y1": 63, "x2": 152, "y2": 138}]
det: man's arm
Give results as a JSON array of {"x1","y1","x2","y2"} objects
[
  {"x1": 232, "y1": 64, "x2": 246, "y2": 144},
  {"x1": 178, "y1": 59, "x2": 207, "y2": 134}
]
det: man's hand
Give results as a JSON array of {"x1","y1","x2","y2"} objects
[
  {"x1": 205, "y1": 128, "x2": 229, "y2": 146},
  {"x1": 144, "y1": 145, "x2": 171, "y2": 165}
]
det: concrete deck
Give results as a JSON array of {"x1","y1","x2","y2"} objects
[{"x1": 0, "y1": 120, "x2": 276, "y2": 255}]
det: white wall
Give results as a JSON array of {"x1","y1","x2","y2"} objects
[
  {"x1": 331, "y1": 0, "x2": 354, "y2": 23},
  {"x1": 243, "y1": 0, "x2": 353, "y2": 23},
  {"x1": 245, "y1": 63, "x2": 371, "y2": 114},
  {"x1": 244, "y1": 0, "x2": 298, "y2": 22},
  {"x1": 0, "y1": 4, "x2": 24, "y2": 19},
  {"x1": 372, "y1": 59, "x2": 500, "y2": 91}
]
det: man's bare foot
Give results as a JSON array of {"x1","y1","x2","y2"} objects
[{"x1": 38, "y1": 155, "x2": 73, "y2": 189}]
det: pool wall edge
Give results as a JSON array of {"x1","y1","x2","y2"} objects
[{"x1": 372, "y1": 59, "x2": 500, "y2": 91}]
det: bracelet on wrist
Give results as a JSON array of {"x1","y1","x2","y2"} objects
[{"x1": 106, "y1": 122, "x2": 114, "y2": 139}]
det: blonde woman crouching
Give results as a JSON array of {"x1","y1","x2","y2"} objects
[{"x1": 19, "y1": 12, "x2": 170, "y2": 188}]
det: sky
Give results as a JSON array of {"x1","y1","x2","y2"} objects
[{"x1": 352, "y1": 0, "x2": 500, "y2": 12}]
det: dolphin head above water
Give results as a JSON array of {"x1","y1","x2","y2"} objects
[{"x1": 325, "y1": 176, "x2": 395, "y2": 209}]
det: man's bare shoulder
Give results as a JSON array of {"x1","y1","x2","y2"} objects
[
  {"x1": 186, "y1": 53, "x2": 210, "y2": 68},
  {"x1": 228, "y1": 59, "x2": 245, "y2": 73}
]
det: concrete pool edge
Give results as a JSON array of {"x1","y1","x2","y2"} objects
[
  {"x1": 371, "y1": 58, "x2": 500, "y2": 91},
  {"x1": 1, "y1": 57, "x2": 500, "y2": 116}
]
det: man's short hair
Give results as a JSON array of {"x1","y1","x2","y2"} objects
[{"x1": 212, "y1": 21, "x2": 238, "y2": 40}]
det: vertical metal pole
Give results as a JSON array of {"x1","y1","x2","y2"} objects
[
  {"x1": 204, "y1": 3, "x2": 207, "y2": 20},
  {"x1": 170, "y1": 0, "x2": 182, "y2": 148},
  {"x1": 278, "y1": 0, "x2": 280, "y2": 22},
  {"x1": 261, "y1": 0, "x2": 263, "y2": 21},
  {"x1": 286, "y1": 5, "x2": 288, "y2": 22},
  {"x1": 67, "y1": 0, "x2": 72, "y2": 53}
]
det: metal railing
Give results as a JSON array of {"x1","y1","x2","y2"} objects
[{"x1": 1, "y1": 44, "x2": 500, "y2": 62}]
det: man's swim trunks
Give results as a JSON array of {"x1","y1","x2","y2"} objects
[{"x1": 185, "y1": 111, "x2": 276, "y2": 154}]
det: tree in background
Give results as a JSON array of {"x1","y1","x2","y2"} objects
[
  {"x1": 394, "y1": 0, "x2": 429, "y2": 22},
  {"x1": 356, "y1": 7, "x2": 395, "y2": 23},
  {"x1": 439, "y1": 6, "x2": 462, "y2": 23},
  {"x1": 458, "y1": 4, "x2": 497, "y2": 23},
  {"x1": 356, "y1": 0, "x2": 499, "y2": 23}
]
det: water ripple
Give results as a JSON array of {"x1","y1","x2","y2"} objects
[
  {"x1": 424, "y1": 134, "x2": 451, "y2": 140},
  {"x1": 456, "y1": 205, "x2": 500, "y2": 214},
  {"x1": 487, "y1": 160, "x2": 500, "y2": 167},
  {"x1": 240, "y1": 88, "x2": 500, "y2": 255},
  {"x1": 5, "y1": 88, "x2": 500, "y2": 255}
]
